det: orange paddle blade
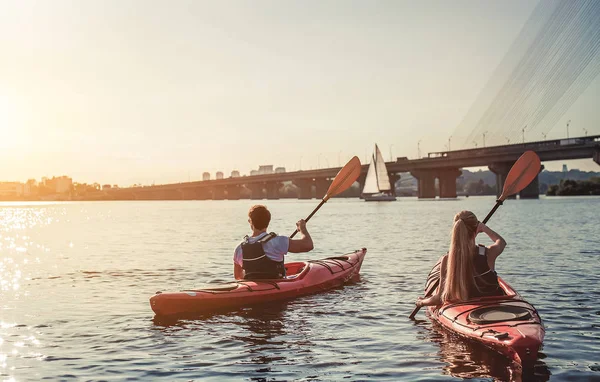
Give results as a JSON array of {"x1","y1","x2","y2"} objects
[
  {"x1": 324, "y1": 156, "x2": 362, "y2": 201},
  {"x1": 500, "y1": 151, "x2": 541, "y2": 200}
]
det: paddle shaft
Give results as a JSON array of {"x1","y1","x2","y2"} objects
[
  {"x1": 408, "y1": 198, "x2": 504, "y2": 319},
  {"x1": 290, "y1": 198, "x2": 327, "y2": 238},
  {"x1": 481, "y1": 199, "x2": 503, "y2": 225}
]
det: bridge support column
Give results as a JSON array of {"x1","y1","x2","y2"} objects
[
  {"x1": 197, "y1": 188, "x2": 212, "y2": 200},
  {"x1": 594, "y1": 148, "x2": 600, "y2": 166},
  {"x1": 248, "y1": 183, "x2": 264, "y2": 200},
  {"x1": 437, "y1": 168, "x2": 462, "y2": 199},
  {"x1": 357, "y1": 173, "x2": 367, "y2": 192},
  {"x1": 519, "y1": 165, "x2": 544, "y2": 199},
  {"x1": 315, "y1": 178, "x2": 331, "y2": 199},
  {"x1": 169, "y1": 190, "x2": 182, "y2": 200},
  {"x1": 226, "y1": 185, "x2": 241, "y2": 200},
  {"x1": 388, "y1": 173, "x2": 400, "y2": 196},
  {"x1": 293, "y1": 179, "x2": 313, "y2": 199},
  {"x1": 489, "y1": 162, "x2": 516, "y2": 200},
  {"x1": 172, "y1": 189, "x2": 182, "y2": 200},
  {"x1": 411, "y1": 170, "x2": 437, "y2": 199},
  {"x1": 265, "y1": 182, "x2": 280, "y2": 200},
  {"x1": 180, "y1": 189, "x2": 196, "y2": 200},
  {"x1": 151, "y1": 191, "x2": 162, "y2": 200},
  {"x1": 213, "y1": 186, "x2": 225, "y2": 200}
]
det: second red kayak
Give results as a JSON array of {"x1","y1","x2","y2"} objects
[
  {"x1": 426, "y1": 276, "x2": 545, "y2": 365},
  {"x1": 150, "y1": 248, "x2": 367, "y2": 316}
]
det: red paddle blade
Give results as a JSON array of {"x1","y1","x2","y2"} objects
[
  {"x1": 324, "y1": 156, "x2": 362, "y2": 201},
  {"x1": 500, "y1": 151, "x2": 541, "y2": 200}
]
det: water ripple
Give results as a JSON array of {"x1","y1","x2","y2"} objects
[{"x1": 0, "y1": 198, "x2": 598, "y2": 380}]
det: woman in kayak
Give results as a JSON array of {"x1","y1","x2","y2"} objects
[
  {"x1": 233, "y1": 205, "x2": 314, "y2": 280},
  {"x1": 416, "y1": 210, "x2": 506, "y2": 307}
]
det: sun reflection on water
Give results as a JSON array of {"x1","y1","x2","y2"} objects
[{"x1": 0, "y1": 206, "x2": 56, "y2": 381}]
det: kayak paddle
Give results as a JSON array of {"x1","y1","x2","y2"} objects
[
  {"x1": 409, "y1": 150, "x2": 541, "y2": 319},
  {"x1": 290, "y1": 156, "x2": 362, "y2": 238}
]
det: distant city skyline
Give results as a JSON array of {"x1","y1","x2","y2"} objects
[{"x1": 1, "y1": 0, "x2": 599, "y2": 184}]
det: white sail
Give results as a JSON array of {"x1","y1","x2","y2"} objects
[
  {"x1": 362, "y1": 155, "x2": 379, "y2": 194},
  {"x1": 374, "y1": 144, "x2": 392, "y2": 191}
]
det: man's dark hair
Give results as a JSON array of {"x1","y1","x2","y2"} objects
[{"x1": 249, "y1": 205, "x2": 271, "y2": 230}]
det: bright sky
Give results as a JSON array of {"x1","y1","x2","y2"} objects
[{"x1": 1, "y1": 0, "x2": 598, "y2": 185}]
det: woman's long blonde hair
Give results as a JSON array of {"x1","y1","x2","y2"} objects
[{"x1": 442, "y1": 210, "x2": 478, "y2": 303}]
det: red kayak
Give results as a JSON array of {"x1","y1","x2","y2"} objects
[
  {"x1": 426, "y1": 277, "x2": 545, "y2": 365},
  {"x1": 150, "y1": 248, "x2": 367, "y2": 316}
]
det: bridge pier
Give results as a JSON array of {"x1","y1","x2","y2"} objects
[
  {"x1": 113, "y1": 191, "x2": 137, "y2": 200},
  {"x1": 594, "y1": 148, "x2": 600, "y2": 166},
  {"x1": 357, "y1": 173, "x2": 367, "y2": 192},
  {"x1": 519, "y1": 165, "x2": 544, "y2": 199},
  {"x1": 293, "y1": 179, "x2": 313, "y2": 199},
  {"x1": 315, "y1": 178, "x2": 331, "y2": 199},
  {"x1": 213, "y1": 186, "x2": 225, "y2": 200},
  {"x1": 388, "y1": 173, "x2": 401, "y2": 196},
  {"x1": 411, "y1": 170, "x2": 437, "y2": 199},
  {"x1": 180, "y1": 189, "x2": 196, "y2": 200},
  {"x1": 265, "y1": 182, "x2": 280, "y2": 199},
  {"x1": 197, "y1": 188, "x2": 212, "y2": 200},
  {"x1": 438, "y1": 168, "x2": 462, "y2": 198},
  {"x1": 248, "y1": 183, "x2": 265, "y2": 200},
  {"x1": 226, "y1": 185, "x2": 241, "y2": 200},
  {"x1": 169, "y1": 189, "x2": 181, "y2": 199},
  {"x1": 146, "y1": 190, "x2": 170, "y2": 200},
  {"x1": 490, "y1": 162, "x2": 543, "y2": 199},
  {"x1": 489, "y1": 162, "x2": 516, "y2": 200}
]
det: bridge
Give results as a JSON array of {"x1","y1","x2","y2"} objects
[
  {"x1": 86, "y1": 0, "x2": 600, "y2": 202},
  {"x1": 91, "y1": 135, "x2": 599, "y2": 201}
]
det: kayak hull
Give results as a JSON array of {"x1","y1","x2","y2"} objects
[
  {"x1": 426, "y1": 277, "x2": 545, "y2": 365},
  {"x1": 150, "y1": 248, "x2": 367, "y2": 316},
  {"x1": 362, "y1": 193, "x2": 397, "y2": 201}
]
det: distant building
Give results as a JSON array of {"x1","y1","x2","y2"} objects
[
  {"x1": 216, "y1": 171, "x2": 224, "y2": 180},
  {"x1": 44, "y1": 176, "x2": 72, "y2": 193},
  {"x1": 562, "y1": 164, "x2": 568, "y2": 172},
  {"x1": 102, "y1": 184, "x2": 112, "y2": 190},
  {"x1": 275, "y1": 167, "x2": 286, "y2": 174},
  {"x1": 24, "y1": 179, "x2": 36, "y2": 196},
  {"x1": 258, "y1": 165, "x2": 274, "y2": 175},
  {"x1": 231, "y1": 170, "x2": 240, "y2": 178},
  {"x1": 250, "y1": 170, "x2": 259, "y2": 176},
  {"x1": 0, "y1": 182, "x2": 24, "y2": 198},
  {"x1": 202, "y1": 172, "x2": 211, "y2": 181}
]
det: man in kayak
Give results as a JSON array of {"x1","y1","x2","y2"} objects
[
  {"x1": 416, "y1": 210, "x2": 506, "y2": 307},
  {"x1": 234, "y1": 205, "x2": 314, "y2": 280}
]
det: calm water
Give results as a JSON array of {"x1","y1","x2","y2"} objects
[{"x1": 0, "y1": 197, "x2": 599, "y2": 381}]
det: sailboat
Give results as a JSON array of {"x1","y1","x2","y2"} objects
[{"x1": 361, "y1": 144, "x2": 397, "y2": 201}]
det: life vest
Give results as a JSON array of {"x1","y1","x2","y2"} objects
[
  {"x1": 241, "y1": 232, "x2": 286, "y2": 280},
  {"x1": 470, "y1": 245, "x2": 503, "y2": 297}
]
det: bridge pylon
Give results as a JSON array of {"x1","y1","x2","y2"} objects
[
  {"x1": 248, "y1": 183, "x2": 265, "y2": 200},
  {"x1": 438, "y1": 168, "x2": 462, "y2": 198},
  {"x1": 315, "y1": 178, "x2": 332, "y2": 199},
  {"x1": 489, "y1": 162, "x2": 543, "y2": 199},
  {"x1": 293, "y1": 179, "x2": 313, "y2": 199},
  {"x1": 410, "y1": 169, "x2": 437, "y2": 199},
  {"x1": 265, "y1": 182, "x2": 281, "y2": 200}
]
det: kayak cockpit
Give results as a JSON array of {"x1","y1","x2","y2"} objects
[{"x1": 284, "y1": 261, "x2": 308, "y2": 280}]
